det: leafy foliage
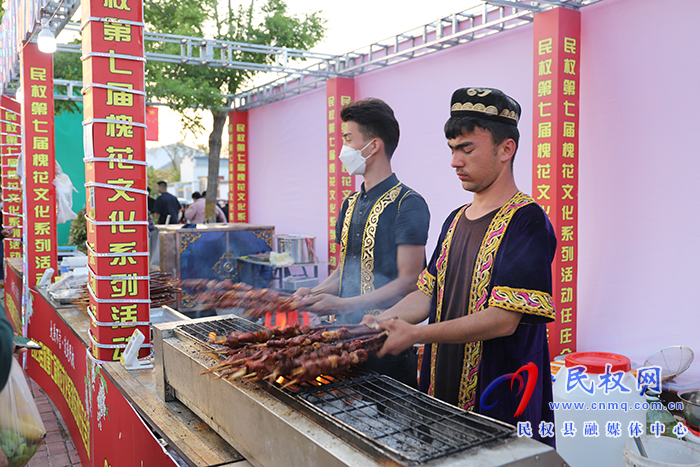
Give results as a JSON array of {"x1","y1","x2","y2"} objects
[
  {"x1": 68, "y1": 207, "x2": 88, "y2": 254},
  {"x1": 144, "y1": 0, "x2": 326, "y2": 127},
  {"x1": 147, "y1": 165, "x2": 180, "y2": 194},
  {"x1": 53, "y1": 40, "x2": 82, "y2": 115},
  {"x1": 51, "y1": 0, "x2": 326, "y2": 221},
  {"x1": 144, "y1": 0, "x2": 325, "y2": 220}
]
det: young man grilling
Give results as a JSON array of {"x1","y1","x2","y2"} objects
[
  {"x1": 296, "y1": 98, "x2": 430, "y2": 388},
  {"x1": 364, "y1": 88, "x2": 557, "y2": 446}
]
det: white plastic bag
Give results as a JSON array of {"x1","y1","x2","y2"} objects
[
  {"x1": 47, "y1": 270, "x2": 88, "y2": 303},
  {"x1": 53, "y1": 162, "x2": 78, "y2": 224},
  {"x1": 0, "y1": 359, "x2": 46, "y2": 467}
]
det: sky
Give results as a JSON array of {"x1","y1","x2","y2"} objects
[{"x1": 150, "y1": 0, "x2": 482, "y2": 150}]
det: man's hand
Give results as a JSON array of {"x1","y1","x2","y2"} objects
[
  {"x1": 12, "y1": 333, "x2": 27, "y2": 357},
  {"x1": 377, "y1": 319, "x2": 420, "y2": 358},
  {"x1": 299, "y1": 293, "x2": 346, "y2": 314},
  {"x1": 0, "y1": 228, "x2": 11, "y2": 239},
  {"x1": 293, "y1": 287, "x2": 314, "y2": 299}
]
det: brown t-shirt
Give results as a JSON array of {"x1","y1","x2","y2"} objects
[{"x1": 432, "y1": 208, "x2": 498, "y2": 405}]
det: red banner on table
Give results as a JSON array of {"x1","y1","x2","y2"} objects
[
  {"x1": 532, "y1": 7, "x2": 581, "y2": 357},
  {"x1": 94, "y1": 371, "x2": 177, "y2": 466},
  {"x1": 1, "y1": 96, "x2": 23, "y2": 261},
  {"x1": 25, "y1": 292, "x2": 177, "y2": 467},
  {"x1": 26, "y1": 291, "x2": 92, "y2": 465},
  {"x1": 20, "y1": 43, "x2": 57, "y2": 287},
  {"x1": 82, "y1": 0, "x2": 150, "y2": 362},
  {"x1": 228, "y1": 111, "x2": 248, "y2": 222},
  {"x1": 326, "y1": 78, "x2": 355, "y2": 272}
]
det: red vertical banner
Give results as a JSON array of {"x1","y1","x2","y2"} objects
[
  {"x1": 20, "y1": 43, "x2": 57, "y2": 287},
  {"x1": 25, "y1": 293, "x2": 92, "y2": 465},
  {"x1": 145, "y1": 106, "x2": 159, "y2": 141},
  {"x1": 1, "y1": 96, "x2": 23, "y2": 335},
  {"x1": 532, "y1": 8, "x2": 581, "y2": 357},
  {"x1": 1, "y1": 96, "x2": 23, "y2": 262},
  {"x1": 228, "y1": 111, "x2": 248, "y2": 223},
  {"x1": 82, "y1": 0, "x2": 150, "y2": 362},
  {"x1": 325, "y1": 78, "x2": 354, "y2": 272}
]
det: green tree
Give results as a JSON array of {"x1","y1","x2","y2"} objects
[
  {"x1": 147, "y1": 165, "x2": 180, "y2": 194},
  {"x1": 145, "y1": 0, "x2": 326, "y2": 221},
  {"x1": 53, "y1": 40, "x2": 83, "y2": 115}
]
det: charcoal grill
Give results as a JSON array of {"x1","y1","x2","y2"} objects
[{"x1": 154, "y1": 315, "x2": 568, "y2": 467}]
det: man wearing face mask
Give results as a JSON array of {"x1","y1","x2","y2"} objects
[{"x1": 296, "y1": 98, "x2": 430, "y2": 387}]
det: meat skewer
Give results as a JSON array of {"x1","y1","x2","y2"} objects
[
  {"x1": 180, "y1": 280, "x2": 312, "y2": 317},
  {"x1": 282, "y1": 349, "x2": 369, "y2": 388},
  {"x1": 70, "y1": 271, "x2": 181, "y2": 311},
  {"x1": 213, "y1": 322, "x2": 313, "y2": 348},
  {"x1": 202, "y1": 324, "x2": 388, "y2": 386}
]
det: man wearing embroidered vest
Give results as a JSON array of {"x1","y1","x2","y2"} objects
[
  {"x1": 363, "y1": 88, "x2": 557, "y2": 446},
  {"x1": 296, "y1": 98, "x2": 430, "y2": 388}
]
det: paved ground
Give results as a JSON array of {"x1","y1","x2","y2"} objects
[{"x1": 26, "y1": 377, "x2": 82, "y2": 467}]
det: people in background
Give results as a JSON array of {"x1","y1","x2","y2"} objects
[
  {"x1": 153, "y1": 181, "x2": 181, "y2": 225},
  {"x1": 147, "y1": 186, "x2": 156, "y2": 214},
  {"x1": 218, "y1": 199, "x2": 229, "y2": 221},
  {"x1": 185, "y1": 191, "x2": 225, "y2": 224}
]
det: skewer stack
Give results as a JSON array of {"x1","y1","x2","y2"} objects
[
  {"x1": 71, "y1": 271, "x2": 181, "y2": 311},
  {"x1": 181, "y1": 279, "x2": 306, "y2": 318},
  {"x1": 203, "y1": 323, "x2": 387, "y2": 388}
]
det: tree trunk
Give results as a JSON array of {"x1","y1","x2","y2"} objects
[{"x1": 205, "y1": 110, "x2": 229, "y2": 222}]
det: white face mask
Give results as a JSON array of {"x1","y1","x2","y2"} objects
[{"x1": 339, "y1": 140, "x2": 374, "y2": 176}]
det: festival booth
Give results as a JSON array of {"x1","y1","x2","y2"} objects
[{"x1": 2, "y1": 0, "x2": 700, "y2": 466}]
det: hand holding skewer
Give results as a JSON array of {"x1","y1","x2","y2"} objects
[{"x1": 375, "y1": 318, "x2": 417, "y2": 359}]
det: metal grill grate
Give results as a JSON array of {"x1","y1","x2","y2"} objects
[
  {"x1": 275, "y1": 374, "x2": 514, "y2": 465},
  {"x1": 176, "y1": 317, "x2": 514, "y2": 465},
  {"x1": 175, "y1": 316, "x2": 261, "y2": 350}
]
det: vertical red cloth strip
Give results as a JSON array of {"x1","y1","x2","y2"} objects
[
  {"x1": 145, "y1": 106, "x2": 159, "y2": 141},
  {"x1": 0, "y1": 96, "x2": 23, "y2": 262},
  {"x1": 82, "y1": 0, "x2": 150, "y2": 361},
  {"x1": 532, "y1": 8, "x2": 581, "y2": 357},
  {"x1": 325, "y1": 78, "x2": 355, "y2": 275},
  {"x1": 20, "y1": 43, "x2": 57, "y2": 287},
  {"x1": 228, "y1": 111, "x2": 249, "y2": 223}
]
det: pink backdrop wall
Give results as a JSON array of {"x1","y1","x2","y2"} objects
[
  {"x1": 248, "y1": 0, "x2": 700, "y2": 375},
  {"x1": 578, "y1": 0, "x2": 700, "y2": 374}
]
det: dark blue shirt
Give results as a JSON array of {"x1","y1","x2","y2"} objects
[
  {"x1": 154, "y1": 191, "x2": 181, "y2": 225},
  {"x1": 335, "y1": 173, "x2": 430, "y2": 324}
]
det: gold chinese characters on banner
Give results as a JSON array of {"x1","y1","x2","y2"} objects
[{"x1": 532, "y1": 8, "x2": 581, "y2": 357}]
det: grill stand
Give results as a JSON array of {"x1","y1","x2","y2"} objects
[{"x1": 154, "y1": 317, "x2": 568, "y2": 467}]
